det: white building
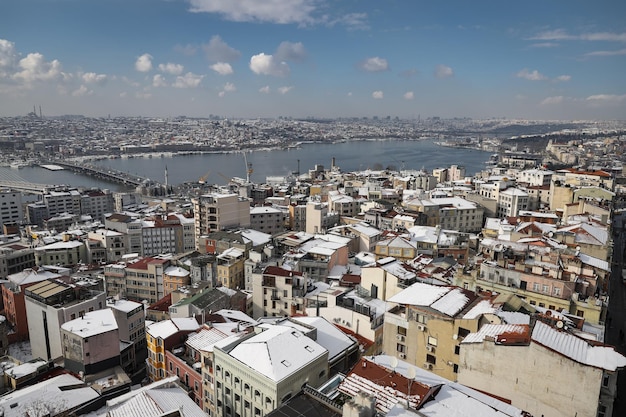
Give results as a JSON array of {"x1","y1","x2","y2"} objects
[
  {"x1": 0, "y1": 189, "x2": 23, "y2": 229},
  {"x1": 497, "y1": 187, "x2": 530, "y2": 217}
]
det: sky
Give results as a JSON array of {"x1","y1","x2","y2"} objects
[{"x1": 1, "y1": 0, "x2": 625, "y2": 120}]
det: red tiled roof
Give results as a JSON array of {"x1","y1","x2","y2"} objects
[
  {"x1": 263, "y1": 265, "x2": 303, "y2": 277},
  {"x1": 148, "y1": 293, "x2": 172, "y2": 311}
]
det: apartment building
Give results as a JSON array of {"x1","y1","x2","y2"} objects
[
  {"x1": 0, "y1": 189, "x2": 23, "y2": 229},
  {"x1": 193, "y1": 193, "x2": 251, "y2": 240},
  {"x1": 213, "y1": 323, "x2": 329, "y2": 417},
  {"x1": 252, "y1": 266, "x2": 307, "y2": 318},
  {"x1": 61, "y1": 309, "x2": 120, "y2": 375},
  {"x1": 124, "y1": 256, "x2": 170, "y2": 304},
  {"x1": 458, "y1": 319, "x2": 626, "y2": 417},
  {"x1": 34, "y1": 240, "x2": 86, "y2": 267},
  {"x1": 145, "y1": 317, "x2": 201, "y2": 382},
  {"x1": 87, "y1": 229, "x2": 127, "y2": 262},
  {"x1": 383, "y1": 282, "x2": 482, "y2": 381},
  {"x1": 25, "y1": 278, "x2": 107, "y2": 361},
  {"x1": 249, "y1": 206, "x2": 284, "y2": 235},
  {"x1": 80, "y1": 189, "x2": 114, "y2": 221},
  {"x1": 305, "y1": 201, "x2": 339, "y2": 234},
  {"x1": 108, "y1": 298, "x2": 147, "y2": 371},
  {"x1": 0, "y1": 244, "x2": 35, "y2": 279},
  {"x1": 496, "y1": 187, "x2": 529, "y2": 217}
]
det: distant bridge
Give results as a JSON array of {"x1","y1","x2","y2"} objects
[
  {"x1": 0, "y1": 179, "x2": 55, "y2": 193},
  {"x1": 46, "y1": 160, "x2": 161, "y2": 188}
]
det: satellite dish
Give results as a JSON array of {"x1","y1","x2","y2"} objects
[
  {"x1": 556, "y1": 320, "x2": 564, "y2": 329},
  {"x1": 407, "y1": 366, "x2": 416, "y2": 379},
  {"x1": 390, "y1": 357, "x2": 399, "y2": 369}
]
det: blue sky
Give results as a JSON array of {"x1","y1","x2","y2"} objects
[{"x1": 1, "y1": 0, "x2": 625, "y2": 120}]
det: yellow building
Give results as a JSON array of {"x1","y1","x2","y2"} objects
[
  {"x1": 383, "y1": 282, "x2": 485, "y2": 381},
  {"x1": 216, "y1": 247, "x2": 245, "y2": 289},
  {"x1": 145, "y1": 317, "x2": 200, "y2": 382}
]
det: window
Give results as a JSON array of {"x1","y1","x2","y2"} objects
[
  {"x1": 396, "y1": 343, "x2": 406, "y2": 353},
  {"x1": 427, "y1": 336, "x2": 438, "y2": 347},
  {"x1": 453, "y1": 364, "x2": 459, "y2": 373},
  {"x1": 397, "y1": 326, "x2": 407, "y2": 336},
  {"x1": 454, "y1": 345, "x2": 460, "y2": 355},
  {"x1": 426, "y1": 354, "x2": 436, "y2": 365}
]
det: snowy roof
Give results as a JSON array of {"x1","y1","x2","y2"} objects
[
  {"x1": 388, "y1": 283, "x2": 474, "y2": 317},
  {"x1": 0, "y1": 374, "x2": 99, "y2": 417},
  {"x1": 106, "y1": 376, "x2": 206, "y2": 417},
  {"x1": 164, "y1": 266, "x2": 190, "y2": 277},
  {"x1": 217, "y1": 247, "x2": 244, "y2": 259},
  {"x1": 365, "y1": 355, "x2": 527, "y2": 417},
  {"x1": 34, "y1": 240, "x2": 84, "y2": 251},
  {"x1": 108, "y1": 299, "x2": 142, "y2": 313},
  {"x1": 228, "y1": 324, "x2": 328, "y2": 382},
  {"x1": 5, "y1": 360, "x2": 47, "y2": 379},
  {"x1": 577, "y1": 252, "x2": 610, "y2": 272},
  {"x1": 214, "y1": 309, "x2": 258, "y2": 326},
  {"x1": 291, "y1": 316, "x2": 356, "y2": 361},
  {"x1": 462, "y1": 299, "x2": 497, "y2": 320},
  {"x1": 531, "y1": 321, "x2": 626, "y2": 371},
  {"x1": 250, "y1": 206, "x2": 282, "y2": 214},
  {"x1": 8, "y1": 268, "x2": 61, "y2": 286},
  {"x1": 347, "y1": 222, "x2": 381, "y2": 237},
  {"x1": 185, "y1": 327, "x2": 230, "y2": 353},
  {"x1": 147, "y1": 317, "x2": 200, "y2": 339},
  {"x1": 238, "y1": 229, "x2": 272, "y2": 246},
  {"x1": 462, "y1": 324, "x2": 529, "y2": 344},
  {"x1": 61, "y1": 308, "x2": 119, "y2": 338}
]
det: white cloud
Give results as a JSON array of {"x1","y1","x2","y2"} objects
[
  {"x1": 81, "y1": 72, "x2": 107, "y2": 85},
  {"x1": 529, "y1": 29, "x2": 626, "y2": 42},
  {"x1": 372, "y1": 90, "x2": 383, "y2": 99},
  {"x1": 540, "y1": 96, "x2": 564, "y2": 105},
  {"x1": 172, "y1": 72, "x2": 204, "y2": 88},
  {"x1": 250, "y1": 53, "x2": 290, "y2": 77},
  {"x1": 529, "y1": 42, "x2": 559, "y2": 48},
  {"x1": 218, "y1": 91, "x2": 225, "y2": 98},
  {"x1": 210, "y1": 62, "x2": 234, "y2": 75},
  {"x1": 13, "y1": 53, "x2": 63, "y2": 83},
  {"x1": 0, "y1": 39, "x2": 17, "y2": 77},
  {"x1": 152, "y1": 74, "x2": 167, "y2": 87},
  {"x1": 203, "y1": 35, "x2": 241, "y2": 62},
  {"x1": 585, "y1": 48, "x2": 626, "y2": 57},
  {"x1": 135, "y1": 53, "x2": 153, "y2": 72},
  {"x1": 359, "y1": 57, "x2": 389, "y2": 72},
  {"x1": 435, "y1": 64, "x2": 453, "y2": 79},
  {"x1": 403, "y1": 91, "x2": 414, "y2": 100},
  {"x1": 158, "y1": 62, "x2": 184, "y2": 75},
  {"x1": 586, "y1": 94, "x2": 626, "y2": 105},
  {"x1": 555, "y1": 75, "x2": 571, "y2": 82},
  {"x1": 223, "y1": 82, "x2": 236, "y2": 92},
  {"x1": 259, "y1": 85, "x2": 270, "y2": 94},
  {"x1": 327, "y1": 12, "x2": 369, "y2": 30},
  {"x1": 275, "y1": 41, "x2": 307, "y2": 62},
  {"x1": 71, "y1": 85, "x2": 92, "y2": 97},
  {"x1": 188, "y1": 0, "x2": 317, "y2": 25},
  {"x1": 278, "y1": 86, "x2": 293, "y2": 94},
  {"x1": 516, "y1": 68, "x2": 547, "y2": 81}
]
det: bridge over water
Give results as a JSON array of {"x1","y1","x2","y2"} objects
[
  {"x1": 0, "y1": 160, "x2": 162, "y2": 194},
  {"x1": 45, "y1": 160, "x2": 161, "y2": 188}
]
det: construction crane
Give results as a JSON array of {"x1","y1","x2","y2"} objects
[
  {"x1": 198, "y1": 170, "x2": 210, "y2": 184},
  {"x1": 243, "y1": 152, "x2": 253, "y2": 183}
]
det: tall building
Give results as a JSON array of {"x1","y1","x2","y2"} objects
[
  {"x1": 0, "y1": 189, "x2": 23, "y2": 229},
  {"x1": 193, "y1": 193, "x2": 251, "y2": 243},
  {"x1": 25, "y1": 278, "x2": 106, "y2": 361}
]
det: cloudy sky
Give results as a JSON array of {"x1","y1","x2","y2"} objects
[{"x1": 1, "y1": 0, "x2": 624, "y2": 120}]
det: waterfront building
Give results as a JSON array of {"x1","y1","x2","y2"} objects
[{"x1": 25, "y1": 278, "x2": 106, "y2": 361}]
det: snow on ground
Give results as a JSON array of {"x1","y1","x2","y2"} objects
[{"x1": 8, "y1": 340, "x2": 33, "y2": 362}]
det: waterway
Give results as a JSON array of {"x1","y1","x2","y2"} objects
[{"x1": 1, "y1": 139, "x2": 492, "y2": 191}]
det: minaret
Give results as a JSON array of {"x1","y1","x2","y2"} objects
[{"x1": 165, "y1": 165, "x2": 169, "y2": 188}]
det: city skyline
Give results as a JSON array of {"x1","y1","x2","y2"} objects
[{"x1": 1, "y1": 0, "x2": 625, "y2": 120}]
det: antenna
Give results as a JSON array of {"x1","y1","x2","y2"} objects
[{"x1": 407, "y1": 366, "x2": 416, "y2": 401}]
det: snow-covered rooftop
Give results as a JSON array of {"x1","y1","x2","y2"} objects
[{"x1": 61, "y1": 308, "x2": 119, "y2": 338}]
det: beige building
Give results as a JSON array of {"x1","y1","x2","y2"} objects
[
  {"x1": 458, "y1": 320, "x2": 626, "y2": 417},
  {"x1": 217, "y1": 247, "x2": 246, "y2": 289},
  {"x1": 305, "y1": 201, "x2": 339, "y2": 234},
  {"x1": 383, "y1": 282, "x2": 483, "y2": 381},
  {"x1": 194, "y1": 193, "x2": 251, "y2": 243},
  {"x1": 252, "y1": 266, "x2": 307, "y2": 318},
  {"x1": 249, "y1": 206, "x2": 284, "y2": 235},
  {"x1": 213, "y1": 323, "x2": 329, "y2": 417}
]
